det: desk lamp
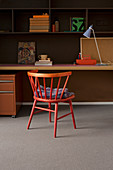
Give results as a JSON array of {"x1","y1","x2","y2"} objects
[{"x1": 83, "y1": 25, "x2": 107, "y2": 66}]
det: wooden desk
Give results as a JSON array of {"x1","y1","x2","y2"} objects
[
  {"x1": 0, "y1": 64, "x2": 113, "y2": 70},
  {"x1": 0, "y1": 64, "x2": 113, "y2": 102}
]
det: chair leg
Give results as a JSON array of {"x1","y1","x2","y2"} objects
[
  {"x1": 49, "y1": 103, "x2": 51, "y2": 122},
  {"x1": 54, "y1": 103, "x2": 58, "y2": 138},
  {"x1": 27, "y1": 99, "x2": 37, "y2": 129},
  {"x1": 69, "y1": 100, "x2": 76, "y2": 129}
]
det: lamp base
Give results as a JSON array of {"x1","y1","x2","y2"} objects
[{"x1": 96, "y1": 63, "x2": 108, "y2": 66}]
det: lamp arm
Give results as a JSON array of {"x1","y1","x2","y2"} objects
[{"x1": 91, "y1": 29, "x2": 102, "y2": 64}]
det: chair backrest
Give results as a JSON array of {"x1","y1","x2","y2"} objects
[{"x1": 27, "y1": 70, "x2": 72, "y2": 101}]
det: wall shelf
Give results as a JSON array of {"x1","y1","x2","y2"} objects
[{"x1": 0, "y1": 1, "x2": 113, "y2": 64}]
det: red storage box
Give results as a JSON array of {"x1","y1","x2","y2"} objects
[{"x1": 76, "y1": 59, "x2": 96, "y2": 65}]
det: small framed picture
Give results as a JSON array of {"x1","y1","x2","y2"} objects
[
  {"x1": 18, "y1": 42, "x2": 35, "y2": 64},
  {"x1": 70, "y1": 17, "x2": 84, "y2": 32}
]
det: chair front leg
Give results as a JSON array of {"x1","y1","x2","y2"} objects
[
  {"x1": 27, "y1": 99, "x2": 37, "y2": 129},
  {"x1": 69, "y1": 100, "x2": 76, "y2": 129},
  {"x1": 48, "y1": 103, "x2": 51, "y2": 122},
  {"x1": 54, "y1": 103, "x2": 58, "y2": 138}
]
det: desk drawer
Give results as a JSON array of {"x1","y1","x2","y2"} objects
[
  {"x1": 0, "y1": 75, "x2": 15, "y2": 81},
  {"x1": 0, "y1": 83, "x2": 14, "y2": 91},
  {"x1": 0, "y1": 93, "x2": 15, "y2": 115}
]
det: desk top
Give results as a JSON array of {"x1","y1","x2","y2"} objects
[{"x1": 0, "y1": 64, "x2": 113, "y2": 70}]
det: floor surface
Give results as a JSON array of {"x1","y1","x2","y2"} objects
[{"x1": 0, "y1": 105, "x2": 113, "y2": 170}]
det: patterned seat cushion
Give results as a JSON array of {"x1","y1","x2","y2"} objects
[{"x1": 35, "y1": 85, "x2": 74, "y2": 99}]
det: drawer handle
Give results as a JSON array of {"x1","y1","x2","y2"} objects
[
  {"x1": 0, "y1": 80, "x2": 13, "y2": 83},
  {"x1": 0, "y1": 91, "x2": 14, "y2": 93}
]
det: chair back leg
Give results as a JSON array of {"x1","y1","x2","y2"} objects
[
  {"x1": 27, "y1": 99, "x2": 37, "y2": 129},
  {"x1": 54, "y1": 103, "x2": 58, "y2": 138},
  {"x1": 69, "y1": 100, "x2": 76, "y2": 129}
]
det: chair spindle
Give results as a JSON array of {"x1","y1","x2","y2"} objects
[
  {"x1": 55, "y1": 77, "x2": 61, "y2": 100},
  {"x1": 50, "y1": 77, "x2": 53, "y2": 99},
  {"x1": 37, "y1": 77, "x2": 43, "y2": 98},
  {"x1": 43, "y1": 77, "x2": 47, "y2": 99},
  {"x1": 60, "y1": 75, "x2": 69, "y2": 99}
]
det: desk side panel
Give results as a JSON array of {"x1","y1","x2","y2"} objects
[{"x1": 16, "y1": 72, "x2": 23, "y2": 112}]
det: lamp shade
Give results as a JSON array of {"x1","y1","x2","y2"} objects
[{"x1": 83, "y1": 25, "x2": 93, "y2": 38}]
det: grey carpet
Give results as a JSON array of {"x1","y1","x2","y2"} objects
[{"x1": 0, "y1": 105, "x2": 113, "y2": 170}]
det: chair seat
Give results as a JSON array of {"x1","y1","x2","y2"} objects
[
  {"x1": 34, "y1": 94, "x2": 75, "y2": 103},
  {"x1": 35, "y1": 85, "x2": 75, "y2": 99}
]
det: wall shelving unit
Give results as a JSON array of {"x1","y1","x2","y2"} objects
[
  {"x1": 1, "y1": 0, "x2": 113, "y2": 103},
  {"x1": 0, "y1": 0, "x2": 113, "y2": 65}
]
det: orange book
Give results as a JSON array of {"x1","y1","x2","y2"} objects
[
  {"x1": 29, "y1": 19, "x2": 49, "y2": 24},
  {"x1": 33, "y1": 15, "x2": 49, "y2": 18},
  {"x1": 30, "y1": 23, "x2": 49, "y2": 25},
  {"x1": 30, "y1": 17, "x2": 49, "y2": 21},
  {"x1": 29, "y1": 30, "x2": 49, "y2": 32},
  {"x1": 30, "y1": 25, "x2": 49, "y2": 30}
]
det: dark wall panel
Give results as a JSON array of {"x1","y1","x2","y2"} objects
[
  {"x1": 0, "y1": 34, "x2": 80, "y2": 64},
  {"x1": 0, "y1": 0, "x2": 49, "y2": 8},
  {"x1": 51, "y1": 0, "x2": 113, "y2": 8}
]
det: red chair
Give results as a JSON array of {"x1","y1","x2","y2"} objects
[{"x1": 27, "y1": 70, "x2": 76, "y2": 138}]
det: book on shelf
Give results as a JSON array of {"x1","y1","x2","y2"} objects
[
  {"x1": 29, "y1": 29, "x2": 49, "y2": 32},
  {"x1": 30, "y1": 23, "x2": 49, "y2": 25},
  {"x1": 33, "y1": 15, "x2": 49, "y2": 18},
  {"x1": 38, "y1": 60, "x2": 51, "y2": 63},
  {"x1": 30, "y1": 17, "x2": 49, "y2": 21},
  {"x1": 30, "y1": 25, "x2": 49, "y2": 30},
  {"x1": 35, "y1": 60, "x2": 52, "y2": 66},
  {"x1": 32, "y1": 15, "x2": 49, "y2": 21},
  {"x1": 70, "y1": 17, "x2": 84, "y2": 32},
  {"x1": 29, "y1": 18, "x2": 49, "y2": 23}
]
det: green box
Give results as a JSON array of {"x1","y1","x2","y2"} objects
[{"x1": 70, "y1": 17, "x2": 84, "y2": 32}]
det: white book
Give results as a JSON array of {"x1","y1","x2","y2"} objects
[
  {"x1": 38, "y1": 60, "x2": 51, "y2": 63},
  {"x1": 35, "y1": 61, "x2": 52, "y2": 66}
]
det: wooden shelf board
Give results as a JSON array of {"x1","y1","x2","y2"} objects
[
  {"x1": 48, "y1": 32, "x2": 84, "y2": 34},
  {"x1": 0, "y1": 8, "x2": 113, "y2": 10},
  {"x1": 95, "y1": 32, "x2": 113, "y2": 34},
  {"x1": 0, "y1": 8, "x2": 49, "y2": 10},
  {"x1": 51, "y1": 8, "x2": 113, "y2": 10},
  {"x1": 0, "y1": 32, "x2": 84, "y2": 35},
  {"x1": 51, "y1": 8, "x2": 86, "y2": 10},
  {"x1": 12, "y1": 32, "x2": 51, "y2": 34},
  {"x1": 1, "y1": 32, "x2": 113, "y2": 35},
  {"x1": 0, "y1": 31, "x2": 84, "y2": 35},
  {"x1": 0, "y1": 64, "x2": 113, "y2": 70}
]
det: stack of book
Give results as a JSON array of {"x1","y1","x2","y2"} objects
[
  {"x1": 35, "y1": 60, "x2": 52, "y2": 66},
  {"x1": 29, "y1": 13, "x2": 49, "y2": 32}
]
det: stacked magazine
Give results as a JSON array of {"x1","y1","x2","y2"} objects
[{"x1": 35, "y1": 60, "x2": 52, "y2": 66}]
